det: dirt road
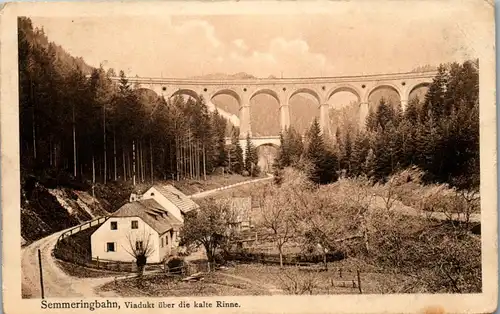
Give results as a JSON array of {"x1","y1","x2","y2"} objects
[
  {"x1": 189, "y1": 174, "x2": 273, "y2": 199},
  {"x1": 21, "y1": 228, "x2": 117, "y2": 299}
]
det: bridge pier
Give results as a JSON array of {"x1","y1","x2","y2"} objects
[
  {"x1": 239, "y1": 104, "x2": 252, "y2": 138},
  {"x1": 280, "y1": 104, "x2": 290, "y2": 131},
  {"x1": 359, "y1": 102, "x2": 369, "y2": 129},
  {"x1": 400, "y1": 98, "x2": 408, "y2": 111},
  {"x1": 319, "y1": 103, "x2": 330, "y2": 136}
]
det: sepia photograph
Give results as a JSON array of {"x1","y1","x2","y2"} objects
[{"x1": 1, "y1": 1, "x2": 497, "y2": 313}]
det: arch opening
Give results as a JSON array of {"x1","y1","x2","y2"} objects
[
  {"x1": 289, "y1": 88, "x2": 321, "y2": 136},
  {"x1": 211, "y1": 89, "x2": 242, "y2": 108},
  {"x1": 249, "y1": 89, "x2": 280, "y2": 137},
  {"x1": 256, "y1": 143, "x2": 279, "y2": 174},
  {"x1": 133, "y1": 88, "x2": 164, "y2": 116},
  {"x1": 250, "y1": 89, "x2": 280, "y2": 105},
  {"x1": 408, "y1": 83, "x2": 430, "y2": 107},
  {"x1": 327, "y1": 89, "x2": 361, "y2": 139},
  {"x1": 367, "y1": 85, "x2": 401, "y2": 112},
  {"x1": 169, "y1": 89, "x2": 200, "y2": 102},
  {"x1": 210, "y1": 90, "x2": 242, "y2": 137}
]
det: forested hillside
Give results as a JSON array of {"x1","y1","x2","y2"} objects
[
  {"x1": 18, "y1": 17, "x2": 241, "y2": 242},
  {"x1": 19, "y1": 17, "x2": 233, "y2": 187}
]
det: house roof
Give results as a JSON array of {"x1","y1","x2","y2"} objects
[
  {"x1": 111, "y1": 199, "x2": 182, "y2": 234},
  {"x1": 151, "y1": 185, "x2": 199, "y2": 214}
]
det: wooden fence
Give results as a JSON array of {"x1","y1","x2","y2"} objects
[{"x1": 56, "y1": 216, "x2": 109, "y2": 243}]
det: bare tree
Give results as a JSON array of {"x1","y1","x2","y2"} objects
[
  {"x1": 257, "y1": 169, "x2": 309, "y2": 267},
  {"x1": 179, "y1": 198, "x2": 235, "y2": 269},
  {"x1": 123, "y1": 230, "x2": 156, "y2": 277},
  {"x1": 277, "y1": 268, "x2": 319, "y2": 295}
]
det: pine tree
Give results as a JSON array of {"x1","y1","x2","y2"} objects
[
  {"x1": 364, "y1": 148, "x2": 376, "y2": 178},
  {"x1": 423, "y1": 64, "x2": 447, "y2": 120},
  {"x1": 304, "y1": 118, "x2": 338, "y2": 184},
  {"x1": 276, "y1": 128, "x2": 290, "y2": 168},
  {"x1": 287, "y1": 126, "x2": 304, "y2": 165},
  {"x1": 227, "y1": 127, "x2": 244, "y2": 174},
  {"x1": 351, "y1": 131, "x2": 370, "y2": 176},
  {"x1": 244, "y1": 133, "x2": 259, "y2": 176},
  {"x1": 365, "y1": 107, "x2": 378, "y2": 131}
]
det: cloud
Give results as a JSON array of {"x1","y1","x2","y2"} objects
[
  {"x1": 33, "y1": 17, "x2": 336, "y2": 78},
  {"x1": 232, "y1": 39, "x2": 248, "y2": 51},
  {"x1": 31, "y1": 13, "x2": 475, "y2": 79}
]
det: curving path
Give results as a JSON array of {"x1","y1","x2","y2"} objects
[
  {"x1": 22, "y1": 227, "x2": 119, "y2": 298},
  {"x1": 189, "y1": 174, "x2": 273, "y2": 199}
]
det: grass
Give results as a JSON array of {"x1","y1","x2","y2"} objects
[
  {"x1": 56, "y1": 259, "x2": 128, "y2": 278},
  {"x1": 171, "y1": 174, "x2": 263, "y2": 196},
  {"x1": 99, "y1": 259, "x2": 414, "y2": 297},
  {"x1": 99, "y1": 271, "x2": 269, "y2": 297},
  {"x1": 224, "y1": 261, "x2": 414, "y2": 294},
  {"x1": 200, "y1": 178, "x2": 271, "y2": 204}
]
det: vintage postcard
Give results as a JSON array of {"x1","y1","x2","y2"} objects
[{"x1": 1, "y1": 1, "x2": 497, "y2": 313}]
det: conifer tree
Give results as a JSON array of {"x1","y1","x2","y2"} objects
[
  {"x1": 351, "y1": 131, "x2": 369, "y2": 176},
  {"x1": 276, "y1": 128, "x2": 290, "y2": 168},
  {"x1": 244, "y1": 133, "x2": 259, "y2": 176},
  {"x1": 304, "y1": 118, "x2": 338, "y2": 184},
  {"x1": 227, "y1": 127, "x2": 244, "y2": 174}
]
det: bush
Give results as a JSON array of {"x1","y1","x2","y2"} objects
[
  {"x1": 165, "y1": 257, "x2": 186, "y2": 274},
  {"x1": 213, "y1": 252, "x2": 226, "y2": 266}
]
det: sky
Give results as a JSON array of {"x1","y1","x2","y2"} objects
[{"x1": 30, "y1": 4, "x2": 479, "y2": 79}]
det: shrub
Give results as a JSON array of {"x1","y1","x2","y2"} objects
[
  {"x1": 213, "y1": 252, "x2": 226, "y2": 266},
  {"x1": 165, "y1": 257, "x2": 186, "y2": 274}
]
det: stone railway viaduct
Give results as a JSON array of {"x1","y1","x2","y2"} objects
[{"x1": 112, "y1": 71, "x2": 436, "y2": 153}]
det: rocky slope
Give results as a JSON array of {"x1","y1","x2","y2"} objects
[{"x1": 21, "y1": 176, "x2": 110, "y2": 245}]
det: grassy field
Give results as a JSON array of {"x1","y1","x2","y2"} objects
[
  {"x1": 97, "y1": 259, "x2": 414, "y2": 296},
  {"x1": 142, "y1": 174, "x2": 261, "y2": 196},
  {"x1": 56, "y1": 259, "x2": 128, "y2": 278},
  {"x1": 222, "y1": 262, "x2": 413, "y2": 295},
  {"x1": 99, "y1": 271, "x2": 270, "y2": 297}
]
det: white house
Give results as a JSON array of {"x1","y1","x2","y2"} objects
[
  {"x1": 91, "y1": 199, "x2": 184, "y2": 264},
  {"x1": 141, "y1": 185, "x2": 199, "y2": 223},
  {"x1": 91, "y1": 185, "x2": 199, "y2": 263}
]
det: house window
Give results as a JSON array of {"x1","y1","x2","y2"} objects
[
  {"x1": 136, "y1": 241, "x2": 144, "y2": 251},
  {"x1": 150, "y1": 192, "x2": 155, "y2": 196},
  {"x1": 106, "y1": 242, "x2": 115, "y2": 252},
  {"x1": 131, "y1": 220, "x2": 138, "y2": 229},
  {"x1": 161, "y1": 237, "x2": 164, "y2": 247},
  {"x1": 110, "y1": 221, "x2": 117, "y2": 230},
  {"x1": 166, "y1": 235, "x2": 169, "y2": 245}
]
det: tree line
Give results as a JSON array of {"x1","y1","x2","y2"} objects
[
  {"x1": 275, "y1": 60, "x2": 479, "y2": 190},
  {"x1": 19, "y1": 17, "x2": 261, "y2": 188}
]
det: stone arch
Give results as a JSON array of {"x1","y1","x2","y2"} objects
[
  {"x1": 248, "y1": 89, "x2": 281, "y2": 137},
  {"x1": 210, "y1": 88, "x2": 242, "y2": 107},
  {"x1": 255, "y1": 142, "x2": 280, "y2": 149},
  {"x1": 133, "y1": 87, "x2": 160, "y2": 98},
  {"x1": 407, "y1": 82, "x2": 431, "y2": 103},
  {"x1": 366, "y1": 83, "x2": 402, "y2": 103},
  {"x1": 326, "y1": 84, "x2": 362, "y2": 103},
  {"x1": 255, "y1": 143, "x2": 280, "y2": 174},
  {"x1": 365, "y1": 83, "x2": 402, "y2": 111},
  {"x1": 249, "y1": 88, "x2": 281, "y2": 105},
  {"x1": 289, "y1": 87, "x2": 322, "y2": 104},
  {"x1": 169, "y1": 88, "x2": 200, "y2": 102}
]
